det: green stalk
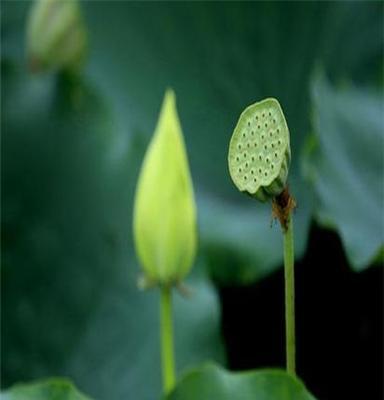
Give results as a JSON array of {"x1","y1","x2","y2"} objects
[
  {"x1": 283, "y1": 214, "x2": 296, "y2": 375},
  {"x1": 160, "y1": 285, "x2": 176, "y2": 394}
]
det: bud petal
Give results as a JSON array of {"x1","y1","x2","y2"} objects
[
  {"x1": 228, "y1": 98, "x2": 291, "y2": 202},
  {"x1": 27, "y1": 0, "x2": 87, "y2": 72},
  {"x1": 133, "y1": 90, "x2": 197, "y2": 286}
]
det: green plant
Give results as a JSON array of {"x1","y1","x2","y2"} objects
[
  {"x1": 228, "y1": 98, "x2": 296, "y2": 375},
  {"x1": 133, "y1": 90, "x2": 197, "y2": 394},
  {"x1": 3, "y1": 1, "x2": 381, "y2": 399},
  {"x1": 27, "y1": 0, "x2": 87, "y2": 72}
]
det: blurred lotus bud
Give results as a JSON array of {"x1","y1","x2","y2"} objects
[
  {"x1": 133, "y1": 90, "x2": 197, "y2": 287},
  {"x1": 228, "y1": 98, "x2": 291, "y2": 202},
  {"x1": 26, "y1": 0, "x2": 87, "y2": 72}
]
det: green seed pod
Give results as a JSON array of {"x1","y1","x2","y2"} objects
[
  {"x1": 26, "y1": 0, "x2": 87, "y2": 72},
  {"x1": 228, "y1": 98, "x2": 291, "y2": 202},
  {"x1": 133, "y1": 90, "x2": 197, "y2": 287}
]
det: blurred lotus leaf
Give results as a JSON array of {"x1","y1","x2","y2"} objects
[
  {"x1": 304, "y1": 74, "x2": 384, "y2": 270},
  {"x1": 1, "y1": 378, "x2": 91, "y2": 400},
  {"x1": 166, "y1": 363, "x2": 316, "y2": 400}
]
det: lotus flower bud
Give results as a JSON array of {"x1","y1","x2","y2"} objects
[
  {"x1": 27, "y1": 0, "x2": 87, "y2": 72},
  {"x1": 228, "y1": 98, "x2": 291, "y2": 202},
  {"x1": 133, "y1": 90, "x2": 197, "y2": 286}
]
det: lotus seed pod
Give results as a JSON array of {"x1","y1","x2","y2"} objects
[
  {"x1": 228, "y1": 98, "x2": 291, "y2": 202},
  {"x1": 27, "y1": 0, "x2": 87, "y2": 72},
  {"x1": 133, "y1": 90, "x2": 197, "y2": 286}
]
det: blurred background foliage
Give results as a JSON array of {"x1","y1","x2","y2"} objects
[
  {"x1": 1, "y1": 1, "x2": 383, "y2": 400},
  {"x1": 2, "y1": 378, "x2": 91, "y2": 400}
]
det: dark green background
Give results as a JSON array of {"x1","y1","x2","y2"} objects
[{"x1": 2, "y1": 1, "x2": 383, "y2": 399}]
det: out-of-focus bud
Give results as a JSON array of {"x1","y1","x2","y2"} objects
[
  {"x1": 133, "y1": 90, "x2": 197, "y2": 287},
  {"x1": 228, "y1": 98, "x2": 291, "y2": 202},
  {"x1": 26, "y1": 0, "x2": 87, "y2": 73}
]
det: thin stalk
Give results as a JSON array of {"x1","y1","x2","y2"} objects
[
  {"x1": 283, "y1": 214, "x2": 296, "y2": 375},
  {"x1": 160, "y1": 285, "x2": 176, "y2": 394}
]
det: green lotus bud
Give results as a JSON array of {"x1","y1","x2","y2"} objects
[
  {"x1": 133, "y1": 90, "x2": 197, "y2": 286},
  {"x1": 228, "y1": 98, "x2": 291, "y2": 202},
  {"x1": 26, "y1": 0, "x2": 87, "y2": 72}
]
